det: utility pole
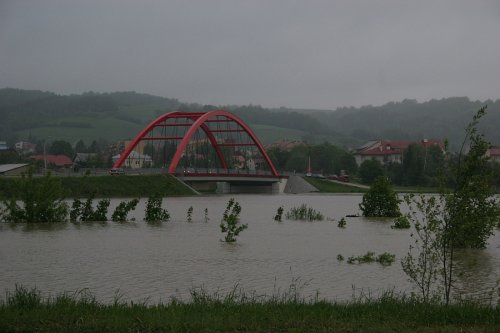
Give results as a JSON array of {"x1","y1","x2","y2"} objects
[{"x1": 43, "y1": 136, "x2": 52, "y2": 175}]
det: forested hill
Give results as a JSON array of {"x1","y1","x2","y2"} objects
[
  {"x1": 0, "y1": 89, "x2": 334, "y2": 146},
  {"x1": 0, "y1": 88, "x2": 499, "y2": 150},
  {"x1": 305, "y1": 98, "x2": 500, "y2": 150}
]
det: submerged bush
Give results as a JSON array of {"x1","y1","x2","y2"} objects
[
  {"x1": 285, "y1": 204, "x2": 324, "y2": 221},
  {"x1": 359, "y1": 176, "x2": 401, "y2": 217},
  {"x1": 70, "y1": 194, "x2": 110, "y2": 222},
  {"x1": 1, "y1": 171, "x2": 68, "y2": 223},
  {"x1": 111, "y1": 199, "x2": 139, "y2": 222},
  {"x1": 337, "y1": 217, "x2": 347, "y2": 228},
  {"x1": 186, "y1": 206, "x2": 193, "y2": 222},
  {"x1": 391, "y1": 215, "x2": 410, "y2": 229},
  {"x1": 274, "y1": 206, "x2": 284, "y2": 222},
  {"x1": 347, "y1": 251, "x2": 396, "y2": 266},
  {"x1": 204, "y1": 208, "x2": 209, "y2": 223},
  {"x1": 144, "y1": 195, "x2": 169, "y2": 223},
  {"x1": 220, "y1": 198, "x2": 247, "y2": 242}
]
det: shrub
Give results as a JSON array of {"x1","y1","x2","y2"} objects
[
  {"x1": 1, "y1": 171, "x2": 68, "y2": 223},
  {"x1": 285, "y1": 204, "x2": 324, "y2": 221},
  {"x1": 144, "y1": 195, "x2": 170, "y2": 223},
  {"x1": 274, "y1": 206, "x2": 284, "y2": 222},
  {"x1": 112, "y1": 199, "x2": 139, "y2": 222},
  {"x1": 220, "y1": 198, "x2": 247, "y2": 242},
  {"x1": 391, "y1": 215, "x2": 410, "y2": 229},
  {"x1": 186, "y1": 206, "x2": 193, "y2": 222},
  {"x1": 359, "y1": 176, "x2": 401, "y2": 217}
]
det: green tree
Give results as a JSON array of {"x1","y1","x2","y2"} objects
[
  {"x1": 49, "y1": 140, "x2": 74, "y2": 158},
  {"x1": 402, "y1": 144, "x2": 425, "y2": 186},
  {"x1": 359, "y1": 176, "x2": 400, "y2": 217},
  {"x1": 220, "y1": 198, "x2": 247, "y2": 242},
  {"x1": 1, "y1": 171, "x2": 68, "y2": 223},
  {"x1": 112, "y1": 199, "x2": 139, "y2": 222},
  {"x1": 74, "y1": 140, "x2": 87, "y2": 153},
  {"x1": 358, "y1": 159, "x2": 384, "y2": 184},
  {"x1": 144, "y1": 195, "x2": 170, "y2": 222},
  {"x1": 402, "y1": 106, "x2": 500, "y2": 304}
]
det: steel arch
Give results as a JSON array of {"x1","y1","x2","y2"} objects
[{"x1": 112, "y1": 110, "x2": 279, "y2": 176}]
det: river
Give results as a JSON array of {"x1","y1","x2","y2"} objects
[{"x1": 1, "y1": 194, "x2": 499, "y2": 303}]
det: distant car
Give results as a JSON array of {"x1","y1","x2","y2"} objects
[
  {"x1": 338, "y1": 175, "x2": 350, "y2": 182},
  {"x1": 327, "y1": 175, "x2": 339, "y2": 181},
  {"x1": 109, "y1": 168, "x2": 125, "y2": 175}
]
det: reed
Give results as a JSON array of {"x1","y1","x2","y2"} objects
[{"x1": 1, "y1": 285, "x2": 498, "y2": 333}]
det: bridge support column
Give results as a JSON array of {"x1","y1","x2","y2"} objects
[{"x1": 216, "y1": 182, "x2": 231, "y2": 194}]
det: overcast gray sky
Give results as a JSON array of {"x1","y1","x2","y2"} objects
[{"x1": 1, "y1": 0, "x2": 499, "y2": 109}]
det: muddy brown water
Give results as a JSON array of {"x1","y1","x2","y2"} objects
[{"x1": 1, "y1": 194, "x2": 498, "y2": 303}]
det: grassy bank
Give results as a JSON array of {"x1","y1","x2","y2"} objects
[
  {"x1": 304, "y1": 177, "x2": 367, "y2": 193},
  {"x1": 0, "y1": 174, "x2": 196, "y2": 198},
  {"x1": 1, "y1": 287, "x2": 498, "y2": 333},
  {"x1": 304, "y1": 177, "x2": 447, "y2": 194}
]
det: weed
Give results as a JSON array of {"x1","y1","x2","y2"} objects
[
  {"x1": 204, "y1": 208, "x2": 209, "y2": 223},
  {"x1": 347, "y1": 251, "x2": 396, "y2": 266},
  {"x1": 285, "y1": 204, "x2": 324, "y2": 221},
  {"x1": 274, "y1": 206, "x2": 284, "y2": 222}
]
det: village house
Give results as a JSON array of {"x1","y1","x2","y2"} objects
[
  {"x1": 112, "y1": 151, "x2": 152, "y2": 169},
  {"x1": 353, "y1": 139, "x2": 444, "y2": 166},
  {"x1": 31, "y1": 154, "x2": 73, "y2": 169},
  {"x1": 14, "y1": 141, "x2": 37, "y2": 155},
  {"x1": 266, "y1": 139, "x2": 305, "y2": 151},
  {"x1": 486, "y1": 147, "x2": 500, "y2": 163}
]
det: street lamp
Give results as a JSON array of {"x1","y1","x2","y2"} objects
[{"x1": 43, "y1": 136, "x2": 52, "y2": 175}]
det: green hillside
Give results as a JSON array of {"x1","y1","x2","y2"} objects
[
  {"x1": 0, "y1": 89, "x2": 331, "y2": 146},
  {"x1": 1, "y1": 88, "x2": 499, "y2": 150}
]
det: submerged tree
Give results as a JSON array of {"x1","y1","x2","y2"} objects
[
  {"x1": 111, "y1": 199, "x2": 139, "y2": 222},
  {"x1": 70, "y1": 194, "x2": 110, "y2": 222},
  {"x1": 359, "y1": 176, "x2": 401, "y2": 217},
  {"x1": 220, "y1": 198, "x2": 247, "y2": 242},
  {"x1": 144, "y1": 194, "x2": 170, "y2": 223},
  {"x1": 402, "y1": 106, "x2": 500, "y2": 304},
  {"x1": 1, "y1": 171, "x2": 68, "y2": 223}
]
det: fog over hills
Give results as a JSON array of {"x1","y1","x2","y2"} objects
[{"x1": 0, "y1": 88, "x2": 498, "y2": 151}]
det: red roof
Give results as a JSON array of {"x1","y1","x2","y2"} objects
[
  {"x1": 31, "y1": 155, "x2": 73, "y2": 167},
  {"x1": 355, "y1": 139, "x2": 444, "y2": 156},
  {"x1": 487, "y1": 147, "x2": 500, "y2": 156}
]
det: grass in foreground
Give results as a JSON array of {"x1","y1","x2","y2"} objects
[{"x1": 1, "y1": 286, "x2": 498, "y2": 333}]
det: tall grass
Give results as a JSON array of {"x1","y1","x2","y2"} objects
[
  {"x1": 1, "y1": 285, "x2": 498, "y2": 332},
  {"x1": 285, "y1": 204, "x2": 324, "y2": 221}
]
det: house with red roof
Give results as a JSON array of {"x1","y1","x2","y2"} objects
[
  {"x1": 266, "y1": 139, "x2": 306, "y2": 151},
  {"x1": 31, "y1": 155, "x2": 73, "y2": 168},
  {"x1": 353, "y1": 139, "x2": 444, "y2": 166},
  {"x1": 486, "y1": 147, "x2": 500, "y2": 163}
]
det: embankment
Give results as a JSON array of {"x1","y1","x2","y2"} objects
[{"x1": 0, "y1": 174, "x2": 196, "y2": 198}]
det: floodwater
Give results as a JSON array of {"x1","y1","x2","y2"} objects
[{"x1": 1, "y1": 194, "x2": 499, "y2": 303}]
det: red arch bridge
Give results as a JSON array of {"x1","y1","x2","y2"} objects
[{"x1": 112, "y1": 110, "x2": 285, "y2": 193}]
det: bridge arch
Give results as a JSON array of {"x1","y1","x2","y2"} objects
[{"x1": 113, "y1": 110, "x2": 279, "y2": 176}]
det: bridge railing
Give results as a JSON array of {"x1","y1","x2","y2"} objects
[{"x1": 174, "y1": 167, "x2": 279, "y2": 178}]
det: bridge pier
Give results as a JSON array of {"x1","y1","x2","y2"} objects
[{"x1": 216, "y1": 180, "x2": 282, "y2": 194}]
